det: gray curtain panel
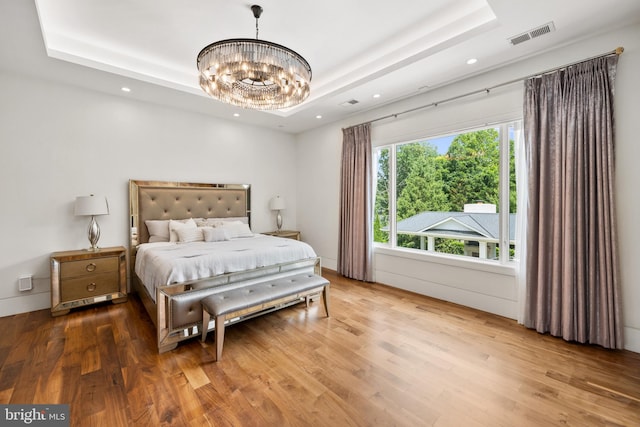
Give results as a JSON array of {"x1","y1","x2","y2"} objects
[
  {"x1": 523, "y1": 55, "x2": 622, "y2": 349},
  {"x1": 338, "y1": 123, "x2": 374, "y2": 282}
]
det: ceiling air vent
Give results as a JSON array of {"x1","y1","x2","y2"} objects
[
  {"x1": 339, "y1": 99, "x2": 360, "y2": 107},
  {"x1": 509, "y1": 22, "x2": 555, "y2": 46}
]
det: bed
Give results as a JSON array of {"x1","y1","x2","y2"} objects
[{"x1": 129, "y1": 180, "x2": 321, "y2": 352}]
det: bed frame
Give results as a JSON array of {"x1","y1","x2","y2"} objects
[{"x1": 129, "y1": 180, "x2": 320, "y2": 352}]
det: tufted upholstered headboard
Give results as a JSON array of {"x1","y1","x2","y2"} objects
[{"x1": 129, "y1": 180, "x2": 251, "y2": 247}]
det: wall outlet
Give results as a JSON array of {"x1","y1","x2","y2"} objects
[{"x1": 18, "y1": 275, "x2": 33, "y2": 291}]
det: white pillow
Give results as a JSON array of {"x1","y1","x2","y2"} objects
[
  {"x1": 145, "y1": 220, "x2": 170, "y2": 242},
  {"x1": 169, "y1": 218, "x2": 197, "y2": 242},
  {"x1": 223, "y1": 222, "x2": 254, "y2": 238},
  {"x1": 214, "y1": 220, "x2": 244, "y2": 229},
  {"x1": 196, "y1": 217, "x2": 249, "y2": 227},
  {"x1": 202, "y1": 227, "x2": 230, "y2": 242},
  {"x1": 176, "y1": 227, "x2": 204, "y2": 243}
]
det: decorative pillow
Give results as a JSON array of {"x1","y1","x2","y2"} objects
[
  {"x1": 195, "y1": 217, "x2": 250, "y2": 227},
  {"x1": 176, "y1": 227, "x2": 204, "y2": 243},
  {"x1": 200, "y1": 220, "x2": 226, "y2": 228},
  {"x1": 145, "y1": 220, "x2": 170, "y2": 242},
  {"x1": 223, "y1": 222, "x2": 254, "y2": 238},
  {"x1": 202, "y1": 227, "x2": 231, "y2": 242},
  {"x1": 169, "y1": 218, "x2": 197, "y2": 242},
  {"x1": 214, "y1": 220, "x2": 244, "y2": 229}
]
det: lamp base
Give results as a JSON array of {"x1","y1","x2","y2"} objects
[
  {"x1": 276, "y1": 210, "x2": 283, "y2": 232},
  {"x1": 87, "y1": 216, "x2": 101, "y2": 251}
]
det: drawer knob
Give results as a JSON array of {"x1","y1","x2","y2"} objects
[
  {"x1": 86, "y1": 263, "x2": 97, "y2": 272},
  {"x1": 87, "y1": 283, "x2": 97, "y2": 292}
]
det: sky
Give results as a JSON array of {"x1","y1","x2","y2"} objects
[
  {"x1": 426, "y1": 126, "x2": 514, "y2": 154},
  {"x1": 429, "y1": 134, "x2": 456, "y2": 154}
]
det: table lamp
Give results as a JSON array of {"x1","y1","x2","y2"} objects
[
  {"x1": 74, "y1": 195, "x2": 109, "y2": 251},
  {"x1": 269, "y1": 196, "x2": 286, "y2": 232}
]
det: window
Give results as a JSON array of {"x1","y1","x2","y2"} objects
[{"x1": 374, "y1": 122, "x2": 519, "y2": 263}]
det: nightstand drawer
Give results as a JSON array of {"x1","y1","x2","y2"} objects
[
  {"x1": 60, "y1": 271, "x2": 120, "y2": 302},
  {"x1": 60, "y1": 257, "x2": 119, "y2": 279}
]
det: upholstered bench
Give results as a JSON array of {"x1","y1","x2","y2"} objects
[{"x1": 200, "y1": 273, "x2": 330, "y2": 361}]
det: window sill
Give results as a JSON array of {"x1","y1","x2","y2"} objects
[{"x1": 374, "y1": 245, "x2": 517, "y2": 277}]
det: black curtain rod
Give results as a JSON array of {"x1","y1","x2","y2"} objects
[{"x1": 357, "y1": 46, "x2": 624, "y2": 127}]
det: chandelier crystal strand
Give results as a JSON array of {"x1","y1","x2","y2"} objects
[{"x1": 197, "y1": 5, "x2": 311, "y2": 110}]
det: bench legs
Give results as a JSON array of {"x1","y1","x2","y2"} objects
[
  {"x1": 201, "y1": 310, "x2": 211, "y2": 343},
  {"x1": 201, "y1": 310, "x2": 227, "y2": 362},
  {"x1": 322, "y1": 284, "x2": 331, "y2": 317},
  {"x1": 215, "y1": 315, "x2": 226, "y2": 362}
]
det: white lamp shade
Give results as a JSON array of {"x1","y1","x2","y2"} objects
[
  {"x1": 74, "y1": 195, "x2": 109, "y2": 216},
  {"x1": 269, "y1": 196, "x2": 286, "y2": 211}
]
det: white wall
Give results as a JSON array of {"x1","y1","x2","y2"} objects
[
  {"x1": 295, "y1": 23, "x2": 640, "y2": 352},
  {"x1": 0, "y1": 72, "x2": 298, "y2": 316}
]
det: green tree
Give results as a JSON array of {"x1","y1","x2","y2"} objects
[
  {"x1": 374, "y1": 148, "x2": 390, "y2": 243},
  {"x1": 375, "y1": 148, "x2": 390, "y2": 225},
  {"x1": 373, "y1": 211, "x2": 388, "y2": 243},
  {"x1": 509, "y1": 137, "x2": 517, "y2": 213},
  {"x1": 444, "y1": 129, "x2": 500, "y2": 211},
  {"x1": 396, "y1": 143, "x2": 427, "y2": 197},
  {"x1": 396, "y1": 142, "x2": 449, "y2": 220},
  {"x1": 395, "y1": 142, "x2": 449, "y2": 249},
  {"x1": 435, "y1": 238, "x2": 464, "y2": 255}
]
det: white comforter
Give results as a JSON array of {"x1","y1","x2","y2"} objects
[{"x1": 135, "y1": 234, "x2": 317, "y2": 299}]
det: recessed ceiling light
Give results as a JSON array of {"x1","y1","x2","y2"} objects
[
  {"x1": 233, "y1": 113, "x2": 240, "y2": 117},
  {"x1": 316, "y1": 115, "x2": 322, "y2": 119},
  {"x1": 466, "y1": 58, "x2": 478, "y2": 65},
  {"x1": 373, "y1": 94, "x2": 381, "y2": 98},
  {"x1": 121, "y1": 87, "x2": 131, "y2": 92}
]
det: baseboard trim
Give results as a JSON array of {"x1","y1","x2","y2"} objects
[
  {"x1": 0, "y1": 292, "x2": 50, "y2": 317},
  {"x1": 624, "y1": 326, "x2": 640, "y2": 353}
]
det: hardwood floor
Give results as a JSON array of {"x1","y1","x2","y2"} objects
[{"x1": 0, "y1": 270, "x2": 639, "y2": 426}]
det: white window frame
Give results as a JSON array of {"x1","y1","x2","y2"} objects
[{"x1": 373, "y1": 120, "x2": 520, "y2": 267}]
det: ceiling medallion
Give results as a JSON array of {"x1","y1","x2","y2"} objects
[{"x1": 197, "y1": 5, "x2": 312, "y2": 110}]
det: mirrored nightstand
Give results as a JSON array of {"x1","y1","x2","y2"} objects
[
  {"x1": 262, "y1": 230, "x2": 301, "y2": 240},
  {"x1": 50, "y1": 246, "x2": 127, "y2": 316}
]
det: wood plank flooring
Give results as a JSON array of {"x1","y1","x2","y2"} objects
[{"x1": 0, "y1": 269, "x2": 639, "y2": 426}]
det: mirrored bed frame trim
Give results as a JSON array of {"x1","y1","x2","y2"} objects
[{"x1": 128, "y1": 180, "x2": 320, "y2": 352}]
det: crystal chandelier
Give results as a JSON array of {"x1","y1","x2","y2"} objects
[{"x1": 197, "y1": 5, "x2": 312, "y2": 110}]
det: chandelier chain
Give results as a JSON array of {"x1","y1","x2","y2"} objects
[{"x1": 255, "y1": 16, "x2": 259, "y2": 39}]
